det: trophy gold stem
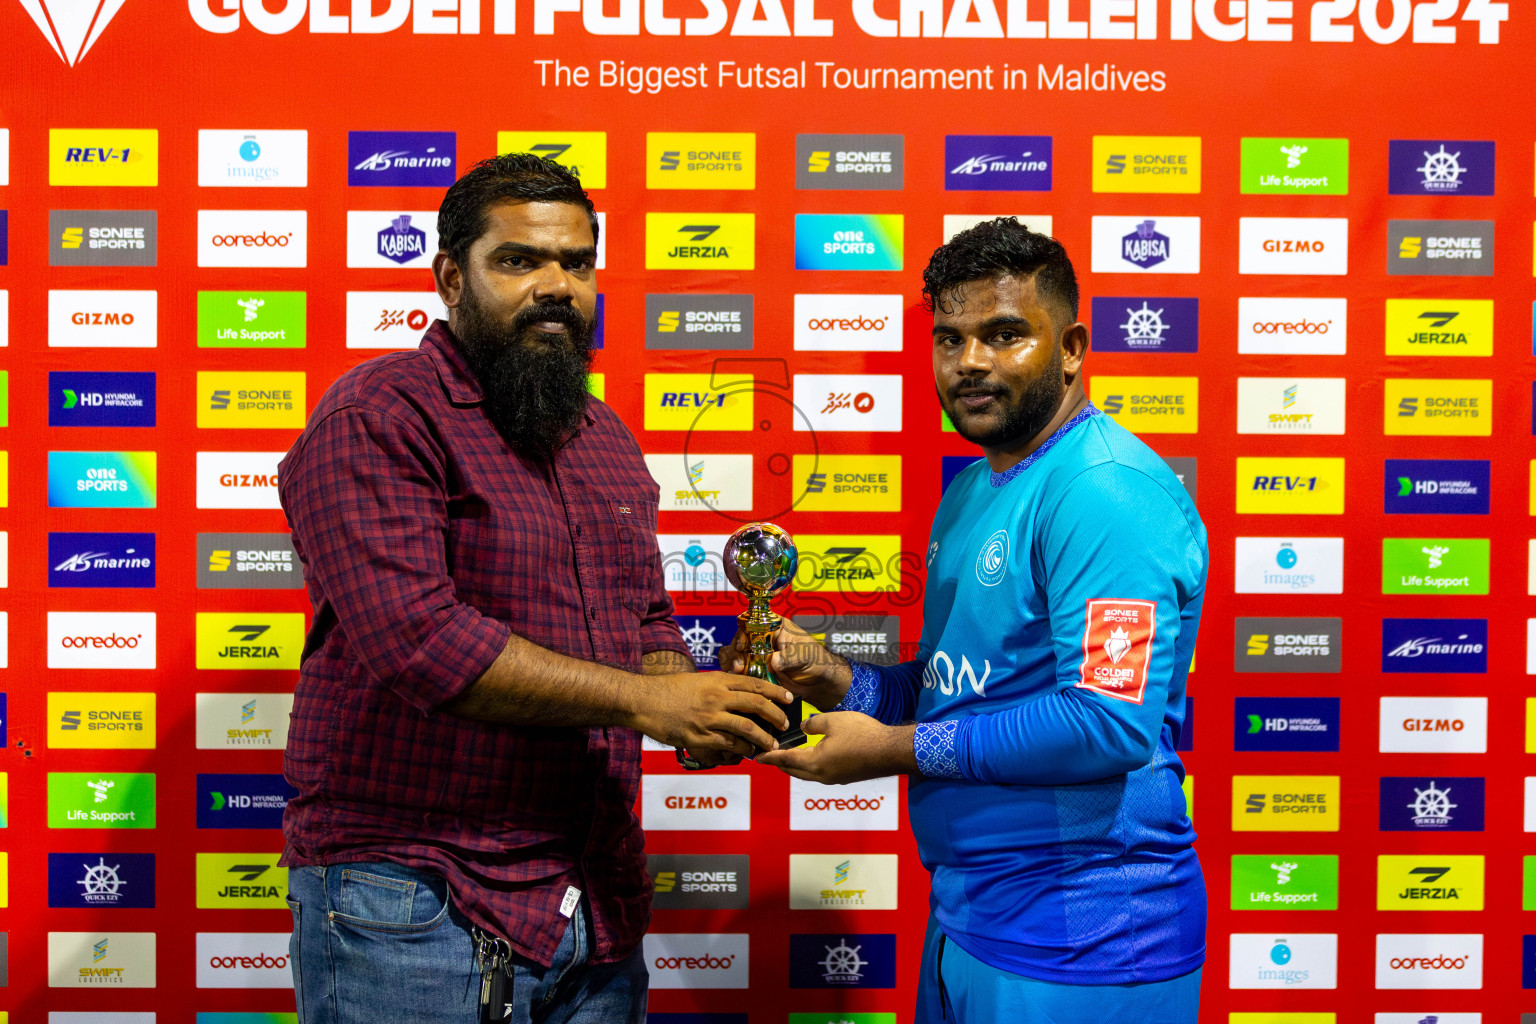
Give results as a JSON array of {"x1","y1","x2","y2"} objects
[{"x1": 737, "y1": 595, "x2": 806, "y2": 748}]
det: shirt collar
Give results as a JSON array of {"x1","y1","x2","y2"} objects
[
  {"x1": 988, "y1": 403, "x2": 1101, "y2": 488},
  {"x1": 422, "y1": 319, "x2": 597, "y2": 427}
]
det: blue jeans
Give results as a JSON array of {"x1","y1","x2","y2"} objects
[{"x1": 286, "y1": 861, "x2": 648, "y2": 1024}]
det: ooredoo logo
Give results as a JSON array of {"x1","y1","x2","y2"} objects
[
  {"x1": 791, "y1": 776, "x2": 898, "y2": 831},
  {"x1": 1237, "y1": 297, "x2": 1348, "y2": 355},
  {"x1": 1375, "y1": 933, "x2": 1482, "y2": 989},
  {"x1": 47, "y1": 612, "x2": 156, "y2": 670},
  {"x1": 195, "y1": 933, "x2": 293, "y2": 988},
  {"x1": 793, "y1": 294, "x2": 902, "y2": 352},
  {"x1": 642, "y1": 775, "x2": 750, "y2": 831},
  {"x1": 643, "y1": 933, "x2": 749, "y2": 990},
  {"x1": 197, "y1": 211, "x2": 307, "y2": 268},
  {"x1": 802, "y1": 794, "x2": 884, "y2": 812}
]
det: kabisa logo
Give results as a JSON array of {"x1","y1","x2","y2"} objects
[
  {"x1": 1379, "y1": 696, "x2": 1487, "y2": 754},
  {"x1": 21, "y1": 0, "x2": 130, "y2": 66},
  {"x1": 49, "y1": 129, "x2": 158, "y2": 186},
  {"x1": 793, "y1": 294, "x2": 903, "y2": 352},
  {"x1": 49, "y1": 210, "x2": 158, "y2": 267},
  {"x1": 795, "y1": 135, "x2": 904, "y2": 190},
  {"x1": 1122, "y1": 219, "x2": 1169, "y2": 267},
  {"x1": 345, "y1": 210, "x2": 437, "y2": 269},
  {"x1": 1384, "y1": 299, "x2": 1493, "y2": 356},
  {"x1": 197, "y1": 533, "x2": 303, "y2": 591},
  {"x1": 198, "y1": 210, "x2": 307, "y2": 268},
  {"x1": 47, "y1": 772, "x2": 156, "y2": 829},
  {"x1": 196, "y1": 933, "x2": 293, "y2": 988},
  {"x1": 345, "y1": 291, "x2": 446, "y2": 350},
  {"x1": 1091, "y1": 376, "x2": 1198, "y2": 434},
  {"x1": 673, "y1": 616, "x2": 737, "y2": 671},
  {"x1": 197, "y1": 291, "x2": 306, "y2": 349},
  {"x1": 789, "y1": 934, "x2": 896, "y2": 989},
  {"x1": 646, "y1": 213, "x2": 755, "y2": 269},
  {"x1": 1235, "y1": 617, "x2": 1341, "y2": 673},
  {"x1": 347, "y1": 131, "x2": 456, "y2": 187},
  {"x1": 1377, "y1": 855, "x2": 1484, "y2": 911},
  {"x1": 648, "y1": 133, "x2": 755, "y2": 190},
  {"x1": 1380, "y1": 777, "x2": 1483, "y2": 832},
  {"x1": 196, "y1": 613, "x2": 304, "y2": 670},
  {"x1": 1385, "y1": 379, "x2": 1491, "y2": 437},
  {"x1": 1229, "y1": 854, "x2": 1340, "y2": 911},
  {"x1": 1382, "y1": 619, "x2": 1487, "y2": 673},
  {"x1": 1233, "y1": 777, "x2": 1341, "y2": 833},
  {"x1": 1388, "y1": 220, "x2": 1494, "y2": 276},
  {"x1": 378, "y1": 215, "x2": 426, "y2": 264},
  {"x1": 198, "y1": 130, "x2": 309, "y2": 188},
  {"x1": 1389, "y1": 140, "x2": 1495, "y2": 196},
  {"x1": 48, "y1": 692, "x2": 156, "y2": 750},
  {"x1": 196, "y1": 854, "x2": 288, "y2": 909},
  {"x1": 195, "y1": 692, "x2": 295, "y2": 749},
  {"x1": 196, "y1": 372, "x2": 306, "y2": 429},
  {"x1": 1092, "y1": 216, "x2": 1201, "y2": 274},
  {"x1": 1381, "y1": 538, "x2": 1489, "y2": 595},
  {"x1": 944, "y1": 136, "x2": 1052, "y2": 191},
  {"x1": 47, "y1": 853, "x2": 156, "y2": 909},
  {"x1": 647, "y1": 854, "x2": 750, "y2": 910},
  {"x1": 1238, "y1": 217, "x2": 1350, "y2": 275},
  {"x1": 1239, "y1": 138, "x2": 1349, "y2": 195},
  {"x1": 1385, "y1": 459, "x2": 1489, "y2": 515},
  {"x1": 1235, "y1": 698, "x2": 1340, "y2": 752},
  {"x1": 645, "y1": 294, "x2": 754, "y2": 351},
  {"x1": 792, "y1": 456, "x2": 901, "y2": 514},
  {"x1": 1091, "y1": 136, "x2": 1201, "y2": 194},
  {"x1": 496, "y1": 132, "x2": 607, "y2": 188},
  {"x1": 643, "y1": 934, "x2": 749, "y2": 990},
  {"x1": 50, "y1": 371, "x2": 155, "y2": 429},
  {"x1": 794, "y1": 214, "x2": 903, "y2": 271},
  {"x1": 1090, "y1": 297, "x2": 1198, "y2": 353},
  {"x1": 1235, "y1": 457, "x2": 1345, "y2": 515},
  {"x1": 48, "y1": 931, "x2": 158, "y2": 988},
  {"x1": 1233, "y1": 537, "x2": 1344, "y2": 595},
  {"x1": 1375, "y1": 934, "x2": 1482, "y2": 990},
  {"x1": 196, "y1": 773, "x2": 298, "y2": 830},
  {"x1": 1228, "y1": 934, "x2": 1337, "y2": 989}
]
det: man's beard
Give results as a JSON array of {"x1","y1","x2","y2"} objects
[
  {"x1": 939, "y1": 344, "x2": 1065, "y2": 450},
  {"x1": 453, "y1": 283, "x2": 596, "y2": 461}
]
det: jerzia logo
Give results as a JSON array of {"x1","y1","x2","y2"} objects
[{"x1": 23, "y1": 0, "x2": 131, "y2": 66}]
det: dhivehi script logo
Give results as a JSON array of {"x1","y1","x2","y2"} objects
[
  {"x1": 974, "y1": 530, "x2": 1008, "y2": 586},
  {"x1": 20, "y1": 0, "x2": 129, "y2": 66}
]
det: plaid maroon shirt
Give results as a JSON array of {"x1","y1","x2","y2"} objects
[{"x1": 277, "y1": 321, "x2": 691, "y2": 966}]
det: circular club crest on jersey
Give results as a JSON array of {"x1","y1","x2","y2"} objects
[{"x1": 974, "y1": 529, "x2": 1009, "y2": 586}]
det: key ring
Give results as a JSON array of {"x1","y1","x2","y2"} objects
[{"x1": 674, "y1": 747, "x2": 710, "y2": 770}]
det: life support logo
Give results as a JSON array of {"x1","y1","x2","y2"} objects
[
  {"x1": 1077, "y1": 599, "x2": 1155, "y2": 704},
  {"x1": 974, "y1": 530, "x2": 1008, "y2": 587}
]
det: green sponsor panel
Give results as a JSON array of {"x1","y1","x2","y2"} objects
[
  {"x1": 47, "y1": 771, "x2": 156, "y2": 828},
  {"x1": 197, "y1": 291, "x2": 307, "y2": 348},
  {"x1": 790, "y1": 1016, "x2": 897, "y2": 1024},
  {"x1": 1231, "y1": 854, "x2": 1338, "y2": 910},
  {"x1": 1525, "y1": 856, "x2": 1536, "y2": 910},
  {"x1": 0, "y1": 371, "x2": 8, "y2": 427},
  {"x1": 1381, "y1": 537, "x2": 1489, "y2": 595},
  {"x1": 942, "y1": 411, "x2": 956, "y2": 432},
  {"x1": 197, "y1": 1016, "x2": 300, "y2": 1024},
  {"x1": 1240, "y1": 138, "x2": 1349, "y2": 195}
]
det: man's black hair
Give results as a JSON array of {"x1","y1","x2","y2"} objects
[
  {"x1": 437, "y1": 153, "x2": 599, "y2": 267},
  {"x1": 921, "y1": 217, "x2": 1079, "y2": 324}
]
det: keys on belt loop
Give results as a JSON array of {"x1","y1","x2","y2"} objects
[{"x1": 473, "y1": 927, "x2": 513, "y2": 1023}]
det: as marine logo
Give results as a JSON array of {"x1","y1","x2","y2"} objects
[{"x1": 1077, "y1": 599, "x2": 1155, "y2": 704}]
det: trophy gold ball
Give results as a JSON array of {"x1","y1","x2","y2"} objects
[{"x1": 723, "y1": 522, "x2": 807, "y2": 750}]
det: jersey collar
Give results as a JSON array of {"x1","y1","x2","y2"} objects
[{"x1": 989, "y1": 404, "x2": 1101, "y2": 488}]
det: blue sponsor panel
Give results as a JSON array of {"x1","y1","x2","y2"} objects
[
  {"x1": 1381, "y1": 618, "x2": 1487, "y2": 673},
  {"x1": 48, "y1": 851, "x2": 156, "y2": 908},
  {"x1": 593, "y1": 293, "x2": 605, "y2": 349},
  {"x1": 0, "y1": 693, "x2": 6, "y2": 746},
  {"x1": 347, "y1": 131, "x2": 456, "y2": 187},
  {"x1": 788, "y1": 934, "x2": 896, "y2": 989},
  {"x1": 1387, "y1": 140, "x2": 1495, "y2": 196},
  {"x1": 1383, "y1": 459, "x2": 1489, "y2": 514},
  {"x1": 1090, "y1": 297, "x2": 1198, "y2": 353},
  {"x1": 49, "y1": 371, "x2": 156, "y2": 427},
  {"x1": 673, "y1": 615, "x2": 738, "y2": 672},
  {"x1": 1176, "y1": 695, "x2": 1194, "y2": 751},
  {"x1": 48, "y1": 532, "x2": 156, "y2": 588},
  {"x1": 1525, "y1": 935, "x2": 1536, "y2": 989},
  {"x1": 1233, "y1": 697, "x2": 1339, "y2": 752},
  {"x1": 196, "y1": 773, "x2": 297, "y2": 829},
  {"x1": 0, "y1": 210, "x2": 7, "y2": 264},
  {"x1": 941, "y1": 455, "x2": 982, "y2": 494},
  {"x1": 943, "y1": 136, "x2": 1052, "y2": 191},
  {"x1": 1379, "y1": 776, "x2": 1483, "y2": 832}
]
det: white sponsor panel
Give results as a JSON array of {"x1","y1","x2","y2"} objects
[
  {"x1": 656, "y1": 534, "x2": 732, "y2": 593},
  {"x1": 197, "y1": 210, "x2": 308, "y2": 268},
  {"x1": 0, "y1": 128, "x2": 8, "y2": 186},
  {"x1": 50, "y1": 1015, "x2": 159, "y2": 1023},
  {"x1": 0, "y1": 611, "x2": 8, "y2": 669},
  {"x1": 346, "y1": 210, "x2": 439, "y2": 269},
  {"x1": 0, "y1": 289, "x2": 8, "y2": 346},
  {"x1": 1228, "y1": 933, "x2": 1337, "y2": 989},
  {"x1": 789, "y1": 853, "x2": 899, "y2": 909},
  {"x1": 1375, "y1": 1015, "x2": 1480, "y2": 1023},
  {"x1": 345, "y1": 291, "x2": 447, "y2": 349},
  {"x1": 790, "y1": 775, "x2": 899, "y2": 831},
  {"x1": 1379, "y1": 697, "x2": 1487, "y2": 753},
  {"x1": 1528, "y1": 619, "x2": 1536, "y2": 675},
  {"x1": 1239, "y1": 217, "x2": 1350, "y2": 275},
  {"x1": 792, "y1": 374, "x2": 902, "y2": 432},
  {"x1": 48, "y1": 931, "x2": 158, "y2": 988},
  {"x1": 642, "y1": 775, "x2": 751, "y2": 831},
  {"x1": 793, "y1": 294, "x2": 903, "y2": 352},
  {"x1": 1237, "y1": 297, "x2": 1348, "y2": 355},
  {"x1": 645, "y1": 454, "x2": 753, "y2": 512},
  {"x1": 1375, "y1": 933, "x2": 1483, "y2": 990},
  {"x1": 1529, "y1": 540, "x2": 1536, "y2": 595},
  {"x1": 195, "y1": 692, "x2": 295, "y2": 750},
  {"x1": 944, "y1": 214, "x2": 1052, "y2": 241},
  {"x1": 1527, "y1": 777, "x2": 1536, "y2": 832},
  {"x1": 644, "y1": 933, "x2": 749, "y2": 990},
  {"x1": 595, "y1": 211, "x2": 607, "y2": 269},
  {"x1": 0, "y1": 531, "x2": 8, "y2": 587},
  {"x1": 197, "y1": 129, "x2": 309, "y2": 187},
  {"x1": 1236, "y1": 378, "x2": 1346, "y2": 434},
  {"x1": 1234, "y1": 537, "x2": 1344, "y2": 594},
  {"x1": 196, "y1": 932, "x2": 293, "y2": 988},
  {"x1": 49, "y1": 290, "x2": 158, "y2": 348},
  {"x1": 196, "y1": 452, "x2": 284, "y2": 510},
  {"x1": 47, "y1": 612, "x2": 156, "y2": 670},
  {"x1": 1090, "y1": 216, "x2": 1201, "y2": 274}
]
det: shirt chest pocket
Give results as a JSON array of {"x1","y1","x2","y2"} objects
[{"x1": 598, "y1": 496, "x2": 659, "y2": 615}]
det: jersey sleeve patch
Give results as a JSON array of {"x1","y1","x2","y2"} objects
[{"x1": 1076, "y1": 598, "x2": 1156, "y2": 705}]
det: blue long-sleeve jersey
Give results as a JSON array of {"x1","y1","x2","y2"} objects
[{"x1": 839, "y1": 406, "x2": 1207, "y2": 984}]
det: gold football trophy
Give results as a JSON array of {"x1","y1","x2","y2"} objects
[{"x1": 723, "y1": 522, "x2": 806, "y2": 748}]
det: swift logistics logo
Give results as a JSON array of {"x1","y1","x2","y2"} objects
[
  {"x1": 197, "y1": 774, "x2": 298, "y2": 829},
  {"x1": 646, "y1": 854, "x2": 749, "y2": 909},
  {"x1": 1381, "y1": 538, "x2": 1489, "y2": 595},
  {"x1": 1382, "y1": 619, "x2": 1487, "y2": 673},
  {"x1": 48, "y1": 452, "x2": 156, "y2": 508},
  {"x1": 195, "y1": 854, "x2": 288, "y2": 909},
  {"x1": 50, "y1": 372, "x2": 155, "y2": 427},
  {"x1": 1235, "y1": 617, "x2": 1341, "y2": 673},
  {"x1": 1230, "y1": 854, "x2": 1338, "y2": 910},
  {"x1": 197, "y1": 292, "x2": 306, "y2": 349},
  {"x1": 495, "y1": 133, "x2": 606, "y2": 187},
  {"x1": 1090, "y1": 297, "x2": 1198, "y2": 353},
  {"x1": 1235, "y1": 378, "x2": 1345, "y2": 434},
  {"x1": 1377, "y1": 855, "x2": 1484, "y2": 911},
  {"x1": 346, "y1": 211, "x2": 437, "y2": 268},
  {"x1": 646, "y1": 214, "x2": 755, "y2": 270},
  {"x1": 789, "y1": 934, "x2": 896, "y2": 989},
  {"x1": 644, "y1": 454, "x2": 753, "y2": 512},
  {"x1": 1385, "y1": 459, "x2": 1489, "y2": 515},
  {"x1": 1234, "y1": 698, "x2": 1340, "y2": 752},
  {"x1": 1091, "y1": 216, "x2": 1201, "y2": 274},
  {"x1": 197, "y1": 533, "x2": 303, "y2": 590},
  {"x1": 1240, "y1": 138, "x2": 1349, "y2": 194},
  {"x1": 1233, "y1": 776, "x2": 1341, "y2": 832},
  {"x1": 1389, "y1": 220, "x2": 1494, "y2": 276},
  {"x1": 1089, "y1": 376, "x2": 1198, "y2": 433},
  {"x1": 1379, "y1": 696, "x2": 1487, "y2": 754},
  {"x1": 49, "y1": 210, "x2": 157, "y2": 267},
  {"x1": 48, "y1": 931, "x2": 158, "y2": 988},
  {"x1": 1381, "y1": 777, "x2": 1483, "y2": 831},
  {"x1": 643, "y1": 374, "x2": 753, "y2": 431},
  {"x1": 645, "y1": 295, "x2": 754, "y2": 350},
  {"x1": 347, "y1": 131, "x2": 455, "y2": 187},
  {"x1": 1228, "y1": 934, "x2": 1337, "y2": 989},
  {"x1": 20, "y1": 0, "x2": 131, "y2": 65},
  {"x1": 791, "y1": 455, "x2": 901, "y2": 513},
  {"x1": 48, "y1": 290, "x2": 158, "y2": 347},
  {"x1": 195, "y1": 452, "x2": 284, "y2": 509},
  {"x1": 198, "y1": 130, "x2": 309, "y2": 188},
  {"x1": 641, "y1": 775, "x2": 751, "y2": 831},
  {"x1": 648, "y1": 133, "x2": 755, "y2": 189},
  {"x1": 47, "y1": 772, "x2": 156, "y2": 829},
  {"x1": 806, "y1": 858, "x2": 898, "y2": 915},
  {"x1": 48, "y1": 692, "x2": 156, "y2": 749},
  {"x1": 195, "y1": 613, "x2": 304, "y2": 670},
  {"x1": 793, "y1": 375, "x2": 902, "y2": 432},
  {"x1": 944, "y1": 135, "x2": 1051, "y2": 191},
  {"x1": 49, "y1": 129, "x2": 158, "y2": 186},
  {"x1": 1389, "y1": 140, "x2": 1495, "y2": 196},
  {"x1": 793, "y1": 294, "x2": 902, "y2": 351},
  {"x1": 1385, "y1": 379, "x2": 1491, "y2": 436},
  {"x1": 796, "y1": 134, "x2": 904, "y2": 190},
  {"x1": 794, "y1": 214, "x2": 903, "y2": 271},
  {"x1": 1233, "y1": 537, "x2": 1344, "y2": 594},
  {"x1": 1384, "y1": 299, "x2": 1492, "y2": 356},
  {"x1": 48, "y1": 853, "x2": 156, "y2": 908},
  {"x1": 195, "y1": 692, "x2": 295, "y2": 749},
  {"x1": 1235, "y1": 458, "x2": 1344, "y2": 515},
  {"x1": 1239, "y1": 217, "x2": 1349, "y2": 275},
  {"x1": 48, "y1": 532, "x2": 155, "y2": 589},
  {"x1": 196, "y1": 372, "x2": 305, "y2": 429},
  {"x1": 1091, "y1": 136, "x2": 1201, "y2": 193}
]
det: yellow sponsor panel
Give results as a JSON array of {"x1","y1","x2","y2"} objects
[
  {"x1": 792, "y1": 455, "x2": 902, "y2": 512},
  {"x1": 647, "y1": 133, "x2": 756, "y2": 190},
  {"x1": 50, "y1": 129, "x2": 159, "y2": 186},
  {"x1": 1182, "y1": 774, "x2": 1193, "y2": 820},
  {"x1": 588, "y1": 373, "x2": 605, "y2": 401},
  {"x1": 1527, "y1": 697, "x2": 1536, "y2": 753},
  {"x1": 47, "y1": 692, "x2": 156, "y2": 750},
  {"x1": 195, "y1": 613, "x2": 306, "y2": 670},
  {"x1": 644, "y1": 373, "x2": 753, "y2": 431},
  {"x1": 196, "y1": 852, "x2": 288, "y2": 909},
  {"x1": 795, "y1": 535, "x2": 903, "y2": 594},
  {"x1": 1531, "y1": 460, "x2": 1536, "y2": 514},
  {"x1": 1089, "y1": 376, "x2": 1198, "y2": 434},
  {"x1": 0, "y1": 852, "x2": 6, "y2": 907},
  {"x1": 1377, "y1": 854, "x2": 1484, "y2": 910},
  {"x1": 1091, "y1": 135, "x2": 1202, "y2": 194},
  {"x1": 645, "y1": 212, "x2": 755, "y2": 270},
  {"x1": 1235, "y1": 458, "x2": 1345, "y2": 515},
  {"x1": 1232, "y1": 775, "x2": 1340, "y2": 832},
  {"x1": 0, "y1": 451, "x2": 7, "y2": 507},
  {"x1": 196, "y1": 372, "x2": 306, "y2": 429},
  {"x1": 1384, "y1": 299, "x2": 1493, "y2": 356},
  {"x1": 1230, "y1": 1016, "x2": 1335, "y2": 1024},
  {"x1": 495, "y1": 132, "x2": 606, "y2": 188},
  {"x1": 1383, "y1": 378, "x2": 1492, "y2": 436}
]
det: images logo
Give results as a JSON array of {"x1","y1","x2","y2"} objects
[
  {"x1": 1090, "y1": 297, "x2": 1198, "y2": 353},
  {"x1": 1377, "y1": 855, "x2": 1484, "y2": 911},
  {"x1": 1239, "y1": 218, "x2": 1349, "y2": 275},
  {"x1": 648, "y1": 133, "x2": 754, "y2": 189},
  {"x1": 1379, "y1": 696, "x2": 1487, "y2": 753},
  {"x1": 1384, "y1": 299, "x2": 1492, "y2": 356},
  {"x1": 196, "y1": 533, "x2": 302, "y2": 590},
  {"x1": 197, "y1": 292, "x2": 306, "y2": 349},
  {"x1": 1236, "y1": 458, "x2": 1344, "y2": 516},
  {"x1": 48, "y1": 931, "x2": 158, "y2": 988},
  {"x1": 48, "y1": 853, "x2": 156, "y2": 908},
  {"x1": 48, "y1": 290, "x2": 158, "y2": 348},
  {"x1": 1234, "y1": 698, "x2": 1340, "y2": 752},
  {"x1": 1386, "y1": 459, "x2": 1489, "y2": 516},
  {"x1": 195, "y1": 692, "x2": 294, "y2": 749},
  {"x1": 345, "y1": 291, "x2": 446, "y2": 349},
  {"x1": 1091, "y1": 216, "x2": 1200, "y2": 274},
  {"x1": 195, "y1": 613, "x2": 303, "y2": 670},
  {"x1": 1384, "y1": 379, "x2": 1491, "y2": 436},
  {"x1": 1089, "y1": 376, "x2": 1198, "y2": 433},
  {"x1": 1240, "y1": 138, "x2": 1349, "y2": 195},
  {"x1": 657, "y1": 534, "x2": 732, "y2": 593},
  {"x1": 794, "y1": 375, "x2": 901, "y2": 432},
  {"x1": 794, "y1": 214, "x2": 903, "y2": 271},
  {"x1": 944, "y1": 135, "x2": 1051, "y2": 191},
  {"x1": 48, "y1": 452, "x2": 156, "y2": 509},
  {"x1": 196, "y1": 452, "x2": 284, "y2": 510},
  {"x1": 347, "y1": 131, "x2": 455, "y2": 187},
  {"x1": 644, "y1": 933, "x2": 749, "y2": 990},
  {"x1": 196, "y1": 855, "x2": 287, "y2": 909},
  {"x1": 1389, "y1": 220, "x2": 1494, "y2": 276},
  {"x1": 793, "y1": 294, "x2": 902, "y2": 352},
  {"x1": 789, "y1": 934, "x2": 896, "y2": 989},
  {"x1": 47, "y1": 772, "x2": 156, "y2": 829},
  {"x1": 1228, "y1": 933, "x2": 1337, "y2": 989},
  {"x1": 1382, "y1": 619, "x2": 1486, "y2": 673},
  {"x1": 645, "y1": 454, "x2": 753, "y2": 512},
  {"x1": 50, "y1": 372, "x2": 155, "y2": 428},
  {"x1": 50, "y1": 129, "x2": 158, "y2": 186},
  {"x1": 1381, "y1": 777, "x2": 1483, "y2": 832},
  {"x1": 795, "y1": 134, "x2": 904, "y2": 190},
  {"x1": 645, "y1": 294, "x2": 754, "y2": 350},
  {"x1": 1234, "y1": 617, "x2": 1341, "y2": 673},
  {"x1": 642, "y1": 776, "x2": 751, "y2": 831},
  {"x1": 198, "y1": 130, "x2": 309, "y2": 188},
  {"x1": 48, "y1": 692, "x2": 156, "y2": 749},
  {"x1": 198, "y1": 210, "x2": 307, "y2": 268},
  {"x1": 1091, "y1": 136, "x2": 1201, "y2": 194},
  {"x1": 644, "y1": 373, "x2": 753, "y2": 432},
  {"x1": 1233, "y1": 776, "x2": 1341, "y2": 832},
  {"x1": 197, "y1": 773, "x2": 298, "y2": 829},
  {"x1": 1388, "y1": 140, "x2": 1495, "y2": 196},
  {"x1": 790, "y1": 776, "x2": 898, "y2": 831},
  {"x1": 791, "y1": 456, "x2": 901, "y2": 513},
  {"x1": 196, "y1": 933, "x2": 292, "y2": 988},
  {"x1": 1375, "y1": 933, "x2": 1482, "y2": 990},
  {"x1": 1230, "y1": 854, "x2": 1338, "y2": 911},
  {"x1": 196, "y1": 372, "x2": 305, "y2": 429},
  {"x1": 1381, "y1": 538, "x2": 1489, "y2": 595},
  {"x1": 647, "y1": 854, "x2": 750, "y2": 910},
  {"x1": 49, "y1": 210, "x2": 157, "y2": 267},
  {"x1": 495, "y1": 132, "x2": 606, "y2": 188},
  {"x1": 1234, "y1": 537, "x2": 1343, "y2": 595},
  {"x1": 646, "y1": 213, "x2": 754, "y2": 270},
  {"x1": 1236, "y1": 377, "x2": 1345, "y2": 434}
]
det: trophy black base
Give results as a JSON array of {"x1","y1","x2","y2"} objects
[{"x1": 744, "y1": 697, "x2": 807, "y2": 752}]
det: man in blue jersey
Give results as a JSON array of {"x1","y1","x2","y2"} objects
[{"x1": 745, "y1": 219, "x2": 1206, "y2": 1022}]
